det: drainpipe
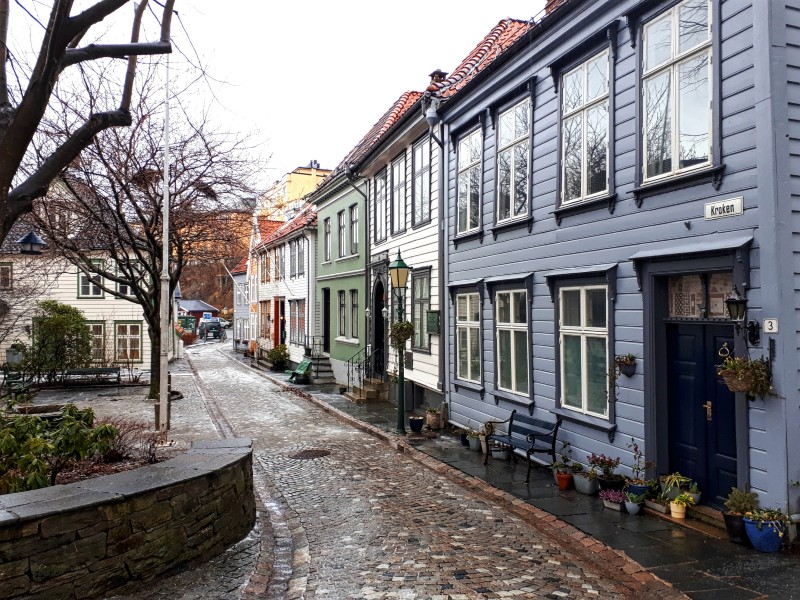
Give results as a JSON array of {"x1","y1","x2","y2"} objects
[{"x1": 345, "y1": 166, "x2": 370, "y2": 355}]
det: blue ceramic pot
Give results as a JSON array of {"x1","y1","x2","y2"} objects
[
  {"x1": 627, "y1": 483, "x2": 650, "y2": 497},
  {"x1": 744, "y1": 518, "x2": 786, "y2": 552}
]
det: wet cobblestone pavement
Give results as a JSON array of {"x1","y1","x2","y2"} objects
[{"x1": 58, "y1": 342, "x2": 688, "y2": 599}]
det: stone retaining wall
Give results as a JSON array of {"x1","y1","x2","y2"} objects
[{"x1": 0, "y1": 438, "x2": 256, "y2": 599}]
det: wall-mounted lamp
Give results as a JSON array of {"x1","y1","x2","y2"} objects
[
  {"x1": 17, "y1": 231, "x2": 45, "y2": 255},
  {"x1": 365, "y1": 308, "x2": 372, "y2": 319},
  {"x1": 725, "y1": 287, "x2": 760, "y2": 346},
  {"x1": 381, "y1": 307, "x2": 388, "y2": 319}
]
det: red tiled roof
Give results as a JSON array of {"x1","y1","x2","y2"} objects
[
  {"x1": 313, "y1": 91, "x2": 423, "y2": 195},
  {"x1": 255, "y1": 203, "x2": 317, "y2": 250},
  {"x1": 231, "y1": 256, "x2": 248, "y2": 275},
  {"x1": 432, "y1": 19, "x2": 531, "y2": 98},
  {"x1": 257, "y1": 217, "x2": 282, "y2": 241}
]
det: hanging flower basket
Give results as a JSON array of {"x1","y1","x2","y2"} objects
[
  {"x1": 718, "y1": 370, "x2": 754, "y2": 393},
  {"x1": 716, "y1": 356, "x2": 774, "y2": 396}
]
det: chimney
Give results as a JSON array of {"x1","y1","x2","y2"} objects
[{"x1": 427, "y1": 69, "x2": 448, "y2": 92}]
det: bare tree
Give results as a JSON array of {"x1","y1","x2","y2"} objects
[
  {"x1": 0, "y1": 0, "x2": 176, "y2": 248},
  {"x1": 34, "y1": 66, "x2": 260, "y2": 398}
]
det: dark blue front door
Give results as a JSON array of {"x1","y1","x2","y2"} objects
[{"x1": 667, "y1": 323, "x2": 737, "y2": 507}]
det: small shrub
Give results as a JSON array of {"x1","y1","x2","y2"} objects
[
  {"x1": 182, "y1": 332, "x2": 198, "y2": 346},
  {"x1": 266, "y1": 344, "x2": 290, "y2": 366},
  {"x1": 96, "y1": 417, "x2": 166, "y2": 464}
]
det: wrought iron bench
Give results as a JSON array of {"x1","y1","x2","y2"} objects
[
  {"x1": 483, "y1": 410, "x2": 562, "y2": 482},
  {"x1": 2, "y1": 367, "x2": 33, "y2": 401}
]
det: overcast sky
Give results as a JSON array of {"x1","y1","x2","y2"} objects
[{"x1": 176, "y1": 1, "x2": 547, "y2": 186}]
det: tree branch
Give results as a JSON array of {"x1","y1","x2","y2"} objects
[
  {"x1": 66, "y1": 0, "x2": 129, "y2": 40},
  {"x1": 9, "y1": 109, "x2": 131, "y2": 209},
  {"x1": 62, "y1": 40, "x2": 171, "y2": 68}
]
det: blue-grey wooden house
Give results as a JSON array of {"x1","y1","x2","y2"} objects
[{"x1": 435, "y1": 0, "x2": 799, "y2": 511}]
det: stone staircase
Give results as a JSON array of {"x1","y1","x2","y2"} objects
[
  {"x1": 309, "y1": 355, "x2": 337, "y2": 385},
  {"x1": 343, "y1": 377, "x2": 388, "y2": 403}
]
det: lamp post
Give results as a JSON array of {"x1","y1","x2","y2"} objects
[
  {"x1": 16, "y1": 231, "x2": 45, "y2": 255},
  {"x1": 388, "y1": 250, "x2": 410, "y2": 435}
]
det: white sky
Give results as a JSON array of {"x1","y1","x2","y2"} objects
[{"x1": 176, "y1": 1, "x2": 546, "y2": 186}]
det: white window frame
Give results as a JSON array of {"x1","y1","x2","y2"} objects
[
  {"x1": 496, "y1": 98, "x2": 531, "y2": 222},
  {"x1": 349, "y1": 204, "x2": 359, "y2": 255},
  {"x1": 374, "y1": 171, "x2": 387, "y2": 242},
  {"x1": 297, "y1": 238, "x2": 305, "y2": 276},
  {"x1": 78, "y1": 261, "x2": 103, "y2": 298},
  {"x1": 115, "y1": 322, "x2": 142, "y2": 362},
  {"x1": 391, "y1": 155, "x2": 406, "y2": 234},
  {"x1": 456, "y1": 292, "x2": 481, "y2": 383},
  {"x1": 88, "y1": 322, "x2": 105, "y2": 362},
  {"x1": 412, "y1": 137, "x2": 431, "y2": 225},
  {"x1": 0, "y1": 263, "x2": 12, "y2": 290},
  {"x1": 561, "y1": 49, "x2": 610, "y2": 204},
  {"x1": 338, "y1": 290, "x2": 346, "y2": 336},
  {"x1": 642, "y1": 0, "x2": 712, "y2": 183},
  {"x1": 323, "y1": 218, "x2": 331, "y2": 262},
  {"x1": 558, "y1": 285, "x2": 609, "y2": 418},
  {"x1": 457, "y1": 130, "x2": 482, "y2": 235},
  {"x1": 495, "y1": 290, "x2": 529, "y2": 395},
  {"x1": 350, "y1": 289, "x2": 358, "y2": 339},
  {"x1": 411, "y1": 270, "x2": 430, "y2": 350},
  {"x1": 337, "y1": 210, "x2": 346, "y2": 258}
]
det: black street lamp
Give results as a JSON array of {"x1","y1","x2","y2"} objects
[
  {"x1": 16, "y1": 231, "x2": 45, "y2": 255},
  {"x1": 388, "y1": 250, "x2": 410, "y2": 435}
]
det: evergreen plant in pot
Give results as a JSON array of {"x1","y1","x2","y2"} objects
[
  {"x1": 572, "y1": 462, "x2": 599, "y2": 495},
  {"x1": 722, "y1": 487, "x2": 758, "y2": 545},
  {"x1": 625, "y1": 438, "x2": 651, "y2": 497},
  {"x1": 660, "y1": 472, "x2": 691, "y2": 501},
  {"x1": 467, "y1": 430, "x2": 482, "y2": 452},
  {"x1": 589, "y1": 453, "x2": 625, "y2": 490},
  {"x1": 599, "y1": 488, "x2": 626, "y2": 511},
  {"x1": 625, "y1": 490, "x2": 646, "y2": 515},
  {"x1": 551, "y1": 441, "x2": 574, "y2": 489}
]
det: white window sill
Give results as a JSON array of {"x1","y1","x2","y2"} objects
[
  {"x1": 335, "y1": 254, "x2": 359, "y2": 263},
  {"x1": 334, "y1": 336, "x2": 360, "y2": 346}
]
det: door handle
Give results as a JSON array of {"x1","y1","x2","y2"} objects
[{"x1": 703, "y1": 401, "x2": 712, "y2": 421}]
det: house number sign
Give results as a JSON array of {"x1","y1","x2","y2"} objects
[
  {"x1": 764, "y1": 319, "x2": 778, "y2": 334},
  {"x1": 704, "y1": 196, "x2": 743, "y2": 220}
]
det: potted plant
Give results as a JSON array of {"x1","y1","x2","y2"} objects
[
  {"x1": 716, "y1": 355, "x2": 774, "y2": 396},
  {"x1": 743, "y1": 508, "x2": 790, "y2": 552},
  {"x1": 572, "y1": 462, "x2": 600, "y2": 496},
  {"x1": 614, "y1": 354, "x2": 637, "y2": 378},
  {"x1": 409, "y1": 415, "x2": 424, "y2": 433},
  {"x1": 551, "y1": 441, "x2": 574, "y2": 490},
  {"x1": 599, "y1": 488, "x2": 626, "y2": 511},
  {"x1": 625, "y1": 438, "x2": 650, "y2": 497},
  {"x1": 642, "y1": 479, "x2": 670, "y2": 513},
  {"x1": 669, "y1": 492, "x2": 695, "y2": 519},
  {"x1": 722, "y1": 487, "x2": 759, "y2": 545},
  {"x1": 625, "y1": 490, "x2": 646, "y2": 515},
  {"x1": 457, "y1": 428, "x2": 469, "y2": 446},
  {"x1": 265, "y1": 344, "x2": 290, "y2": 371},
  {"x1": 425, "y1": 407, "x2": 442, "y2": 430},
  {"x1": 466, "y1": 430, "x2": 482, "y2": 452},
  {"x1": 687, "y1": 481, "x2": 701, "y2": 505},
  {"x1": 660, "y1": 472, "x2": 691, "y2": 500},
  {"x1": 490, "y1": 441, "x2": 510, "y2": 461},
  {"x1": 589, "y1": 453, "x2": 624, "y2": 490}
]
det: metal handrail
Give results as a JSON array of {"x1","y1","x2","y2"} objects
[{"x1": 345, "y1": 345, "x2": 384, "y2": 399}]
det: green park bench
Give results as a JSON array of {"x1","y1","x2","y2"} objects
[{"x1": 286, "y1": 360, "x2": 312, "y2": 383}]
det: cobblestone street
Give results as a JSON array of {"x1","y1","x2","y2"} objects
[{"x1": 99, "y1": 342, "x2": 684, "y2": 600}]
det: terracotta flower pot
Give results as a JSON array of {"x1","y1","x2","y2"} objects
[
  {"x1": 670, "y1": 502, "x2": 687, "y2": 519},
  {"x1": 555, "y1": 472, "x2": 573, "y2": 491}
]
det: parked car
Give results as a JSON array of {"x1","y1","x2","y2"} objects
[
  {"x1": 219, "y1": 318, "x2": 231, "y2": 328},
  {"x1": 198, "y1": 318, "x2": 223, "y2": 339}
]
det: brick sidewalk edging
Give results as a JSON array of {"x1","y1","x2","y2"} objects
[{"x1": 259, "y1": 374, "x2": 688, "y2": 600}]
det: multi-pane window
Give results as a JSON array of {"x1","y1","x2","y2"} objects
[
  {"x1": 349, "y1": 204, "x2": 358, "y2": 255},
  {"x1": 323, "y1": 218, "x2": 331, "y2": 262},
  {"x1": 412, "y1": 271, "x2": 430, "y2": 350},
  {"x1": 115, "y1": 322, "x2": 141, "y2": 362},
  {"x1": 496, "y1": 291, "x2": 528, "y2": 394},
  {"x1": 117, "y1": 261, "x2": 139, "y2": 297},
  {"x1": 412, "y1": 138, "x2": 431, "y2": 225},
  {"x1": 643, "y1": 0, "x2": 711, "y2": 180},
  {"x1": 297, "y1": 239, "x2": 305, "y2": 276},
  {"x1": 337, "y1": 210, "x2": 346, "y2": 258},
  {"x1": 89, "y1": 323, "x2": 105, "y2": 362},
  {"x1": 456, "y1": 293, "x2": 481, "y2": 383},
  {"x1": 260, "y1": 301, "x2": 271, "y2": 338},
  {"x1": 0, "y1": 263, "x2": 12, "y2": 290},
  {"x1": 668, "y1": 272, "x2": 732, "y2": 319},
  {"x1": 236, "y1": 282, "x2": 249, "y2": 306},
  {"x1": 289, "y1": 241, "x2": 297, "y2": 278},
  {"x1": 289, "y1": 299, "x2": 306, "y2": 344},
  {"x1": 457, "y1": 130, "x2": 482, "y2": 234},
  {"x1": 273, "y1": 246, "x2": 284, "y2": 281},
  {"x1": 338, "y1": 290, "x2": 346, "y2": 336},
  {"x1": 559, "y1": 286, "x2": 608, "y2": 417},
  {"x1": 374, "y1": 171, "x2": 387, "y2": 242},
  {"x1": 562, "y1": 50, "x2": 609, "y2": 204},
  {"x1": 391, "y1": 155, "x2": 406, "y2": 234},
  {"x1": 261, "y1": 254, "x2": 271, "y2": 283},
  {"x1": 350, "y1": 290, "x2": 359, "y2": 338},
  {"x1": 497, "y1": 99, "x2": 530, "y2": 221},
  {"x1": 78, "y1": 261, "x2": 103, "y2": 298}
]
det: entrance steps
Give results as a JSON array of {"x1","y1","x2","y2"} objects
[
  {"x1": 309, "y1": 356, "x2": 337, "y2": 385},
  {"x1": 644, "y1": 503, "x2": 727, "y2": 539},
  {"x1": 343, "y1": 377, "x2": 388, "y2": 403}
]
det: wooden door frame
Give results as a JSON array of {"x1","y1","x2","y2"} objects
[{"x1": 641, "y1": 251, "x2": 750, "y2": 488}]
